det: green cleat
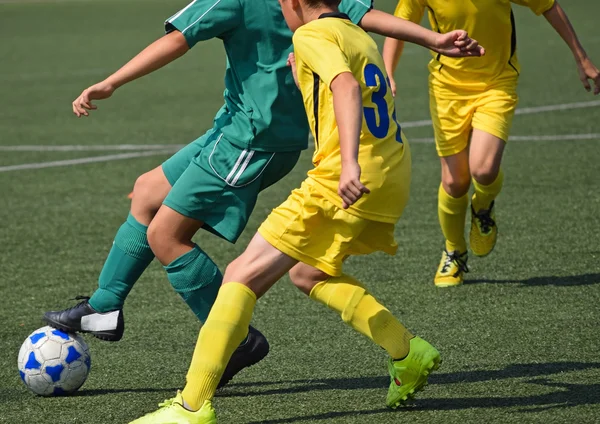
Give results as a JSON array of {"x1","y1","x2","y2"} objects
[
  {"x1": 129, "y1": 391, "x2": 217, "y2": 424},
  {"x1": 386, "y1": 337, "x2": 441, "y2": 408}
]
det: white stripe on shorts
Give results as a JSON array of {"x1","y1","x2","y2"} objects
[
  {"x1": 226, "y1": 149, "x2": 248, "y2": 184},
  {"x1": 231, "y1": 150, "x2": 255, "y2": 186}
]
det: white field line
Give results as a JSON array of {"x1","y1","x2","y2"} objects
[
  {"x1": 515, "y1": 100, "x2": 600, "y2": 115},
  {"x1": 402, "y1": 119, "x2": 434, "y2": 129},
  {"x1": 510, "y1": 133, "x2": 600, "y2": 141},
  {"x1": 401, "y1": 100, "x2": 600, "y2": 129},
  {"x1": 5, "y1": 133, "x2": 598, "y2": 155},
  {"x1": 2, "y1": 133, "x2": 597, "y2": 173},
  {"x1": 0, "y1": 144, "x2": 184, "y2": 152},
  {"x1": 0, "y1": 149, "x2": 176, "y2": 173},
  {"x1": 1, "y1": 100, "x2": 598, "y2": 172}
]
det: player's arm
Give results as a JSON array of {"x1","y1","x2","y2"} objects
[
  {"x1": 73, "y1": 0, "x2": 241, "y2": 117},
  {"x1": 72, "y1": 32, "x2": 189, "y2": 117},
  {"x1": 331, "y1": 72, "x2": 370, "y2": 209},
  {"x1": 542, "y1": 1, "x2": 600, "y2": 94},
  {"x1": 288, "y1": 51, "x2": 368, "y2": 204},
  {"x1": 382, "y1": 38, "x2": 405, "y2": 98},
  {"x1": 293, "y1": 27, "x2": 369, "y2": 208},
  {"x1": 377, "y1": 0, "x2": 483, "y2": 96},
  {"x1": 363, "y1": 10, "x2": 484, "y2": 59}
]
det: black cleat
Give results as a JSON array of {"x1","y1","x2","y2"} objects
[
  {"x1": 218, "y1": 326, "x2": 270, "y2": 389},
  {"x1": 43, "y1": 296, "x2": 124, "y2": 342}
]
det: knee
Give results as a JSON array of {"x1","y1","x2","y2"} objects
[
  {"x1": 223, "y1": 260, "x2": 241, "y2": 282},
  {"x1": 442, "y1": 173, "x2": 471, "y2": 197},
  {"x1": 223, "y1": 256, "x2": 253, "y2": 284},
  {"x1": 147, "y1": 220, "x2": 175, "y2": 265},
  {"x1": 131, "y1": 172, "x2": 166, "y2": 217},
  {"x1": 289, "y1": 266, "x2": 321, "y2": 296},
  {"x1": 471, "y1": 166, "x2": 499, "y2": 186}
]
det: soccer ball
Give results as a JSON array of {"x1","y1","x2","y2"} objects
[{"x1": 17, "y1": 326, "x2": 91, "y2": 396}]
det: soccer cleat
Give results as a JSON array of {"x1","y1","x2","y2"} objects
[
  {"x1": 470, "y1": 201, "x2": 497, "y2": 257},
  {"x1": 386, "y1": 337, "x2": 441, "y2": 408},
  {"x1": 218, "y1": 326, "x2": 270, "y2": 389},
  {"x1": 43, "y1": 296, "x2": 124, "y2": 342},
  {"x1": 434, "y1": 249, "x2": 469, "y2": 287},
  {"x1": 129, "y1": 391, "x2": 217, "y2": 424}
]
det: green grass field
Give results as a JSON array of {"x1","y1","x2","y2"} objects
[{"x1": 1, "y1": 0, "x2": 599, "y2": 422}]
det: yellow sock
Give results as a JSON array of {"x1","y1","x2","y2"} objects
[
  {"x1": 310, "y1": 274, "x2": 413, "y2": 359},
  {"x1": 438, "y1": 183, "x2": 468, "y2": 252},
  {"x1": 472, "y1": 170, "x2": 504, "y2": 212},
  {"x1": 182, "y1": 282, "x2": 256, "y2": 410}
]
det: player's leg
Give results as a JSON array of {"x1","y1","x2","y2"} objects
[
  {"x1": 291, "y1": 264, "x2": 415, "y2": 359},
  {"x1": 181, "y1": 234, "x2": 297, "y2": 409},
  {"x1": 148, "y1": 133, "x2": 300, "y2": 388},
  {"x1": 90, "y1": 167, "x2": 170, "y2": 313},
  {"x1": 430, "y1": 93, "x2": 472, "y2": 287},
  {"x1": 272, "y1": 181, "x2": 439, "y2": 408},
  {"x1": 43, "y1": 166, "x2": 170, "y2": 341},
  {"x1": 130, "y1": 233, "x2": 297, "y2": 423},
  {"x1": 468, "y1": 129, "x2": 505, "y2": 256},
  {"x1": 131, "y1": 182, "x2": 323, "y2": 422},
  {"x1": 147, "y1": 204, "x2": 271, "y2": 389},
  {"x1": 289, "y1": 229, "x2": 440, "y2": 408},
  {"x1": 153, "y1": 131, "x2": 299, "y2": 321},
  {"x1": 469, "y1": 87, "x2": 517, "y2": 257},
  {"x1": 43, "y1": 134, "x2": 209, "y2": 341},
  {"x1": 146, "y1": 205, "x2": 218, "y2": 321}
]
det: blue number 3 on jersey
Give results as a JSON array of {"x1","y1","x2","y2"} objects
[{"x1": 363, "y1": 64, "x2": 403, "y2": 143}]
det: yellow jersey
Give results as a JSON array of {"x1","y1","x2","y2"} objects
[
  {"x1": 394, "y1": 0, "x2": 555, "y2": 93},
  {"x1": 293, "y1": 13, "x2": 409, "y2": 224}
]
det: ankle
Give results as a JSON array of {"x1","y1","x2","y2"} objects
[{"x1": 182, "y1": 398, "x2": 197, "y2": 412}]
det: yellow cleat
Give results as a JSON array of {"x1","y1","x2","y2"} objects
[
  {"x1": 434, "y1": 249, "x2": 468, "y2": 287},
  {"x1": 129, "y1": 391, "x2": 217, "y2": 424},
  {"x1": 470, "y1": 201, "x2": 497, "y2": 257}
]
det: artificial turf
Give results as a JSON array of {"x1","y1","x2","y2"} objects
[{"x1": 0, "y1": 0, "x2": 599, "y2": 422}]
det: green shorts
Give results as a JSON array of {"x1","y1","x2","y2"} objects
[{"x1": 162, "y1": 127, "x2": 301, "y2": 243}]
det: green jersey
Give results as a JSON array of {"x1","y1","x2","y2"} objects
[{"x1": 166, "y1": 0, "x2": 372, "y2": 152}]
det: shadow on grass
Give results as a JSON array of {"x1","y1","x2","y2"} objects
[
  {"x1": 244, "y1": 407, "x2": 391, "y2": 424},
  {"x1": 223, "y1": 361, "x2": 600, "y2": 397},
  {"x1": 240, "y1": 367, "x2": 600, "y2": 423},
  {"x1": 244, "y1": 379, "x2": 600, "y2": 423},
  {"x1": 466, "y1": 273, "x2": 600, "y2": 287},
  {"x1": 415, "y1": 378, "x2": 600, "y2": 411}
]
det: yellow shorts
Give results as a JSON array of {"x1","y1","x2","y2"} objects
[
  {"x1": 429, "y1": 85, "x2": 518, "y2": 157},
  {"x1": 258, "y1": 180, "x2": 398, "y2": 277}
]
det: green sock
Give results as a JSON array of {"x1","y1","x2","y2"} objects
[
  {"x1": 89, "y1": 213, "x2": 155, "y2": 312},
  {"x1": 165, "y1": 245, "x2": 222, "y2": 322}
]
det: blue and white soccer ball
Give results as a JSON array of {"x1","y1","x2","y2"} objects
[{"x1": 17, "y1": 326, "x2": 91, "y2": 396}]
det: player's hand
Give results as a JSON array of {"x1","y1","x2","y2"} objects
[
  {"x1": 72, "y1": 81, "x2": 115, "y2": 117},
  {"x1": 576, "y1": 57, "x2": 600, "y2": 95},
  {"x1": 338, "y1": 161, "x2": 370, "y2": 209},
  {"x1": 287, "y1": 53, "x2": 300, "y2": 89},
  {"x1": 388, "y1": 74, "x2": 398, "y2": 98},
  {"x1": 434, "y1": 30, "x2": 485, "y2": 58}
]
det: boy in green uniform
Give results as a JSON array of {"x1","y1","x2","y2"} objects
[{"x1": 44, "y1": 0, "x2": 483, "y2": 387}]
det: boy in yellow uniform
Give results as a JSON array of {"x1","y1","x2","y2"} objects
[
  {"x1": 383, "y1": 0, "x2": 600, "y2": 287},
  {"x1": 130, "y1": 0, "x2": 442, "y2": 422}
]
